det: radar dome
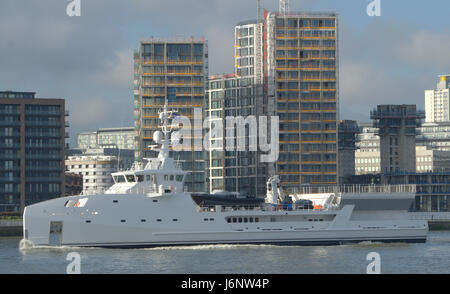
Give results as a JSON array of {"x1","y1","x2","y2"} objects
[{"x1": 153, "y1": 130, "x2": 163, "y2": 143}]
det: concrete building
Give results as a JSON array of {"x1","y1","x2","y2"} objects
[
  {"x1": 65, "y1": 155, "x2": 119, "y2": 194},
  {"x1": 77, "y1": 127, "x2": 135, "y2": 150},
  {"x1": 425, "y1": 75, "x2": 450, "y2": 123},
  {"x1": 134, "y1": 37, "x2": 208, "y2": 192},
  {"x1": 416, "y1": 146, "x2": 450, "y2": 173},
  {"x1": 370, "y1": 105, "x2": 424, "y2": 173},
  {"x1": 0, "y1": 91, "x2": 67, "y2": 212},
  {"x1": 338, "y1": 120, "x2": 359, "y2": 180},
  {"x1": 355, "y1": 122, "x2": 380, "y2": 175},
  {"x1": 264, "y1": 10, "x2": 339, "y2": 190},
  {"x1": 417, "y1": 122, "x2": 450, "y2": 151}
]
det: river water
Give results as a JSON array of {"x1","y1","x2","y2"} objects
[{"x1": 0, "y1": 231, "x2": 449, "y2": 274}]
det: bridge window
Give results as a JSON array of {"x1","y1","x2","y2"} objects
[
  {"x1": 126, "y1": 175, "x2": 136, "y2": 182},
  {"x1": 176, "y1": 175, "x2": 184, "y2": 182},
  {"x1": 115, "y1": 175, "x2": 126, "y2": 183},
  {"x1": 170, "y1": 175, "x2": 174, "y2": 181},
  {"x1": 137, "y1": 175, "x2": 144, "y2": 182}
]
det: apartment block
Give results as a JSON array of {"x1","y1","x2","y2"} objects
[
  {"x1": 134, "y1": 37, "x2": 208, "y2": 192},
  {"x1": 206, "y1": 73, "x2": 266, "y2": 197},
  {"x1": 264, "y1": 11, "x2": 339, "y2": 190},
  {"x1": 0, "y1": 91, "x2": 66, "y2": 212}
]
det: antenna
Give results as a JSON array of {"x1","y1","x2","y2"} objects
[{"x1": 279, "y1": 0, "x2": 290, "y2": 15}]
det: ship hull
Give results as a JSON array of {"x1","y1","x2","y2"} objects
[{"x1": 23, "y1": 192, "x2": 428, "y2": 248}]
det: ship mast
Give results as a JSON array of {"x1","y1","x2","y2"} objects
[{"x1": 157, "y1": 103, "x2": 171, "y2": 161}]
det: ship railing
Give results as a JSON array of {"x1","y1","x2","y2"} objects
[
  {"x1": 291, "y1": 184, "x2": 416, "y2": 195},
  {"x1": 198, "y1": 205, "x2": 265, "y2": 213},
  {"x1": 197, "y1": 204, "x2": 338, "y2": 213},
  {"x1": 81, "y1": 186, "x2": 159, "y2": 195}
]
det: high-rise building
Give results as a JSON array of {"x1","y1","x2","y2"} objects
[
  {"x1": 264, "y1": 11, "x2": 339, "y2": 190},
  {"x1": 0, "y1": 91, "x2": 67, "y2": 212},
  {"x1": 370, "y1": 105, "x2": 424, "y2": 173},
  {"x1": 134, "y1": 37, "x2": 208, "y2": 192},
  {"x1": 205, "y1": 18, "x2": 268, "y2": 197},
  {"x1": 425, "y1": 75, "x2": 450, "y2": 123},
  {"x1": 206, "y1": 73, "x2": 266, "y2": 197}
]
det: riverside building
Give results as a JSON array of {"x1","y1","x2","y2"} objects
[
  {"x1": 0, "y1": 91, "x2": 67, "y2": 212},
  {"x1": 264, "y1": 10, "x2": 339, "y2": 190},
  {"x1": 134, "y1": 37, "x2": 208, "y2": 192}
]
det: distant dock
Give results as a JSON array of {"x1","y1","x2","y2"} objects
[
  {"x1": 409, "y1": 212, "x2": 450, "y2": 230},
  {"x1": 0, "y1": 220, "x2": 22, "y2": 237}
]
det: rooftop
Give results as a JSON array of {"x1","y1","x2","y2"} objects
[
  {"x1": 0, "y1": 91, "x2": 36, "y2": 99},
  {"x1": 140, "y1": 36, "x2": 205, "y2": 44}
]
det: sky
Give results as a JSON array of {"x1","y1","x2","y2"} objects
[{"x1": 1, "y1": 0, "x2": 450, "y2": 147}]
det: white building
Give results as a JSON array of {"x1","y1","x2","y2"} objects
[
  {"x1": 65, "y1": 155, "x2": 119, "y2": 194},
  {"x1": 425, "y1": 75, "x2": 450, "y2": 123},
  {"x1": 416, "y1": 146, "x2": 450, "y2": 173}
]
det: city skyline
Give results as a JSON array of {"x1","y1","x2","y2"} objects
[{"x1": 1, "y1": 0, "x2": 450, "y2": 147}]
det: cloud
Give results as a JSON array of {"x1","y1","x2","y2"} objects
[
  {"x1": 88, "y1": 49, "x2": 134, "y2": 88},
  {"x1": 394, "y1": 30, "x2": 450, "y2": 69},
  {"x1": 0, "y1": 0, "x2": 447, "y2": 144}
]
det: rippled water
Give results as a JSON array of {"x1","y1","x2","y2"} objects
[{"x1": 1, "y1": 231, "x2": 449, "y2": 274}]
